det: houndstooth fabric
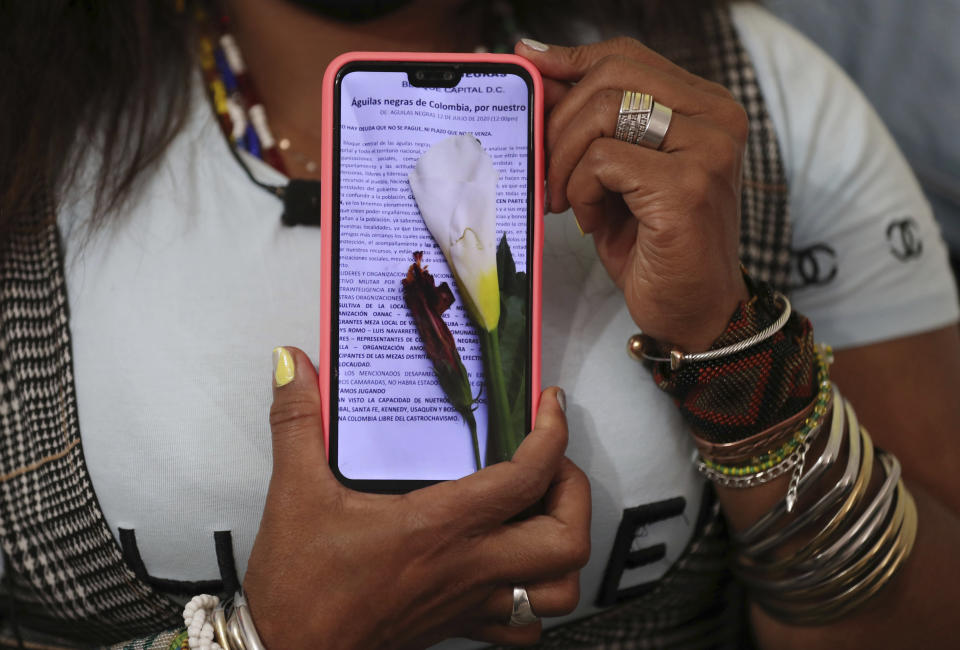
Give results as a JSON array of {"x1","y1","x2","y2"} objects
[
  {"x1": 0, "y1": 198, "x2": 181, "y2": 645},
  {"x1": 705, "y1": 7, "x2": 793, "y2": 293},
  {"x1": 0, "y1": 4, "x2": 788, "y2": 648}
]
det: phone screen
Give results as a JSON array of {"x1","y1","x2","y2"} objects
[{"x1": 330, "y1": 61, "x2": 534, "y2": 489}]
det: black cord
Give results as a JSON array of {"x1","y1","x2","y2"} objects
[
  {"x1": 226, "y1": 143, "x2": 322, "y2": 227},
  {"x1": 226, "y1": 140, "x2": 285, "y2": 199}
]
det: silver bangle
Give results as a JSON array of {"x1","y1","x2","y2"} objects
[
  {"x1": 232, "y1": 590, "x2": 267, "y2": 650},
  {"x1": 640, "y1": 292, "x2": 792, "y2": 370},
  {"x1": 739, "y1": 452, "x2": 899, "y2": 595},
  {"x1": 213, "y1": 605, "x2": 234, "y2": 650},
  {"x1": 227, "y1": 611, "x2": 248, "y2": 650},
  {"x1": 736, "y1": 386, "x2": 845, "y2": 544},
  {"x1": 737, "y1": 399, "x2": 862, "y2": 558},
  {"x1": 798, "y1": 451, "x2": 901, "y2": 573},
  {"x1": 755, "y1": 487, "x2": 917, "y2": 624}
]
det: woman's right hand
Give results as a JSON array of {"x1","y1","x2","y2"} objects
[{"x1": 244, "y1": 347, "x2": 591, "y2": 649}]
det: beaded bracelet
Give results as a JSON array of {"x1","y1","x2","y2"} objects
[
  {"x1": 695, "y1": 345, "x2": 833, "y2": 511},
  {"x1": 182, "y1": 595, "x2": 223, "y2": 650},
  {"x1": 639, "y1": 275, "x2": 820, "y2": 444},
  {"x1": 185, "y1": 590, "x2": 265, "y2": 650},
  {"x1": 697, "y1": 345, "x2": 832, "y2": 468},
  {"x1": 692, "y1": 393, "x2": 818, "y2": 465}
]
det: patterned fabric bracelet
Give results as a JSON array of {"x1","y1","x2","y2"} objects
[
  {"x1": 700, "y1": 348, "x2": 832, "y2": 475},
  {"x1": 696, "y1": 363, "x2": 831, "y2": 507},
  {"x1": 640, "y1": 274, "x2": 819, "y2": 444}
]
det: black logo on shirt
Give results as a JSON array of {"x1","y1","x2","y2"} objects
[
  {"x1": 790, "y1": 243, "x2": 838, "y2": 289},
  {"x1": 887, "y1": 218, "x2": 923, "y2": 261}
]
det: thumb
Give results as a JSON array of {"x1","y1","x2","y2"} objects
[{"x1": 269, "y1": 346, "x2": 333, "y2": 483}]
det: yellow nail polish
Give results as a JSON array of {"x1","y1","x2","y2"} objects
[
  {"x1": 273, "y1": 347, "x2": 295, "y2": 386},
  {"x1": 574, "y1": 216, "x2": 585, "y2": 237}
]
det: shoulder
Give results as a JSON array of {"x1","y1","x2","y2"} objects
[{"x1": 728, "y1": 3, "x2": 959, "y2": 348}]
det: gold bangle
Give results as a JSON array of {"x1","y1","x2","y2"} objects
[
  {"x1": 759, "y1": 484, "x2": 918, "y2": 625},
  {"x1": 764, "y1": 402, "x2": 873, "y2": 572},
  {"x1": 738, "y1": 394, "x2": 860, "y2": 561},
  {"x1": 790, "y1": 406, "x2": 874, "y2": 562},
  {"x1": 228, "y1": 612, "x2": 248, "y2": 650},
  {"x1": 736, "y1": 385, "x2": 847, "y2": 546},
  {"x1": 214, "y1": 605, "x2": 234, "y2": 650},
  {"x1": 761, "y1": 468, "x2": 906, "y2": 601}
]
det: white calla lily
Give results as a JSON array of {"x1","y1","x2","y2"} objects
[{"x1": 409, "y1": 135, "x2": 500, "y2": 331}]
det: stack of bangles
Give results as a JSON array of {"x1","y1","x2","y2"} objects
[
  {"x1": 181, "y1": 590, "x2": 265, "y2": 650},
  {"x1": 632, "y1": 274, "x2": 918, "y2": 625}
]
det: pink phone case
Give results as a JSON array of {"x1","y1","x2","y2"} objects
[{"x1": 319, "y1": 51, "x2": 544, "y2": 461}]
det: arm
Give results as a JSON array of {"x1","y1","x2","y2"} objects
[
  {"x1": 832, "y1": 326, "x2": 960, "y2": 515},
  {"x1": 748, "y1": 326, "x2": 960, "y2": 648},
  {"x1": 516, "y1": 34, "x2": 960, "y2": 649},
  {"x1": 108, "y1": 348, "x2": 591, "y2": 650},
  {"x1": 703, "y1": 327, "x2": 960, "y2": 649}
]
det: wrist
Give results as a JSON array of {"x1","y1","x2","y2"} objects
[
  {"x1": 670, "y1": 274, "x2": 750, "y2": 353},
  {"x1": 635, "y1": 275, "x2": 817, "y2": 443}
]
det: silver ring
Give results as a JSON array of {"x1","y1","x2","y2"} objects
[
  {"x1": 638, "y1": 100, "x2": 672, "y2": 149},
  {"x1": 509, "y1": 586, "x2": 539, "y2": 626},
  {"x1": 614, "y1": 90, "x2": 652, "y2": 144},
  {"x1": 614, "y1": 90, "x2": 673, "y2": 150}
]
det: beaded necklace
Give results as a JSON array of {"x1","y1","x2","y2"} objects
[
  {"x1": 196, "y1": 8, "x2": 289, "y2": 175},
  {"x1": 195, "y1": 4, "x2": 518, "y2": 179}
]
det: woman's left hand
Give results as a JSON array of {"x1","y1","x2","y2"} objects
[{"x1": 517, "y1": 37, "x2": 750, "y2": 351}]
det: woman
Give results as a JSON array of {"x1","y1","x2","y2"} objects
[{"x1": 1, "y1": 0, "x2": 958, "y2": 648}]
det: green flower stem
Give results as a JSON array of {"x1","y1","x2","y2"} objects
[
  {"x1": 465, "y1": 411, "x2": 481, "y2": 472},
  {"x1": 480, "y1": 326, "x2": 516, "y2": 466}
]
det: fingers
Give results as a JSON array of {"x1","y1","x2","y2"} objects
[
  {"x1": 469, "y1": 574, "x2": 580, "y2": 645},
  {"x1": 542, "y1": 457, "x2": 592, "y2": 547},
  {"x1": 467, "y1": 444, "x2": 590, "y2": 582},
  {"x1": 564, "y1": 133, "x2": 741, "y2": 235},
  {"x1": 542, "y1": 57, "x2": 742, "y2": 162},
  {"x1": 516, "y1": 36, "x2": 727, "y2": 97},
  {"x1": 470, "y1": 619, "x2": 543, "y2": 646},
  {"x1": 413, "y1": 388, "x2": 588, "y2": 584},
  {"x1": 542, "y1": 77, "x2": 572, "y2": 113},
  {"x1": 269, "y1": 346, "x2": 334, "y2": 483},
  {"x1": 474, "y1": 457, "x2": 591, "y2": 581},
  {"x1": 545, "y1": 91, "x2": 726, "y2": 212},
  {"x1": 441, "y1": 387, "x2": 570, "y2": 525},
  {"x1": 486, "y1": 574, "x2": 581, "y2": 621},
  {"x1": 562, "y1": 138, "x2": 668, "y2": 235},
  {"x1": 515, "y1": 37, "x2": 749, "y2": 221}
]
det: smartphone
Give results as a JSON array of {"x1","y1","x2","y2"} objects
[{"x1": 320, "y1": 52, "x2": 543, "y2": 492}]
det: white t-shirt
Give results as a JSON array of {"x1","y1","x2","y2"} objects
[{"x1": 49, "y1": 3, "x2": 957, "y2": 644}]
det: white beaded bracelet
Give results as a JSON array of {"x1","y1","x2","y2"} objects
[
  {"x1": 183, "y1": 594, "x2": 224, "y2": 650},
  {"x1": 187, "y1": 590, "x2": 267, "y2": 650}
]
